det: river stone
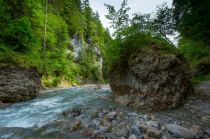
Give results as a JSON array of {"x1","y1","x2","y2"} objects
[
  {"x1": 110, "y1": 48, "x2": 191, "y2": 111},
  {"x1": 108, "y1": 111, "x2": 117, "y2": 120},
  {"x1": 146, "y1": 128, "x2": 161, "y2": 138},
  {"x1": 146, "y1": 121, "x2": 160, "y2": 129},
  {"x1": 114, "y1": 128, "x2": 129, "y2": 137},
  {"x1": 0, "y1": 67, "x2": 41, "y2": 103},
  {"x1": 128, "y1": 134, "x2": 137, "y2": 139},
  {"x1": 131, "y1": 126, "x2": 141, "y2": 136},
  {"x1": 69, "y1": 120, "x2": 82, "y2": 132},
  {"x1": 206, "y1": 130, "x2": 210, "y2": 137},
  {"x1": 166, "y1": 124, "x2": 197, "y2": 139}
]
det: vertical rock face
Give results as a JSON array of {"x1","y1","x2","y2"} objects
[
  {"x1": 69, "y1": 37, "x2": 103, "y2": 69},
  {"x1": 109, "y1": 48, "x2": 192, "y2": 111},
  {"x1": 0, "y1": 67, "x2": 41, "y2": 103},
  {"x1": 69, "y1": 36, "x2": 85, "y2": 61}
]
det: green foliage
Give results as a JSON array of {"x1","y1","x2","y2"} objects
[
  {"x1": 153, "y1": 3, "x2": 175, "y2": 38},
  {"x1": 178, "y1": 39, "x2": 210, "y2": 66},
  {"x1": 173, "y1": 0, "x2": 210, "y2": 45},
  {"x1": 104, "y1": 32, "x2": 176, "y2": 71},
  {"x1": 0, "y1": 0, "x2": 111, "y2": 86},
  {"x1": 105, "y1": 0, "x2": 130, "y2": 38},
  {"x1": 79, "y1": 47, "x2": 102, "y2": 82},
  {"x1": 104, "y1": 1, "x2": 177, "y2": 74},
  {"x1": 42, "y1": 76, "x2": 61, "y2": 87},
  {"x1": 172, "y1": 0, "x2": 210, "y2": 79}
]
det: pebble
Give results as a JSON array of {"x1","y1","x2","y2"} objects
[
  {"x1": 108, "y1": 111, "x2": 117, "y2": 120},
  {"x1": 98, "y1": 112, "x2": 104, "y2": 118},
  {"x1": 112, "y1": 120, "x2": 117, "y2": 125},
  {"x1": 146, "y1": 121, "x2": 160, "y2": 129},
  {"x1": 128, "y1": 134, "x2": 137, "y2": 139},
  {"x1": 131, "y1": 126, "x2": 141, "y2": 136},
  {"x1": 114, "y1": 128, "x2": 129, "y2": 137}
]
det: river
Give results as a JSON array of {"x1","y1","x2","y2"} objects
[
  {"x1": 0, "y1": 85, "x2": 209, "y2": 139},
  {"x1": 0, "y1": 86, "x2": 114, "y2": 128}
]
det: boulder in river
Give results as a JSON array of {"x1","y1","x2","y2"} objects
[
  {"x1": 0, "y1": 67, "x2": 41, "y2": 103},
  {"x1": 110, "y1": 48, "x2": 192, "y2": 111}
]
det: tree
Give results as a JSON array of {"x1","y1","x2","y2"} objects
[
  {"x1": 105, "y1": 0, "x2": 130, "y2": 38},
  {"x1": 153, "y1": 3, "x2": 175, "y2": 45},
  {"x1": 173, "y1": 0, "x2": 210, "y2": 45}
]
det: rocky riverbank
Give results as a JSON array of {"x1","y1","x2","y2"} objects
[
  {"x1": 1, "y1": 88, "x2": 209, "y2": 139},
  {"x1": 38, "y1": 94, "x2": 210, "y2": 139}
]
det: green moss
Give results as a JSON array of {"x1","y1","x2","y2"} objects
[{"x1": 104, "y1": 32, "x2": 177, "y2": 72}]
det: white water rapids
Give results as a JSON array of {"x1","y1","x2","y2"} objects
[{"x1": 0, "y1": 86, "x2": 111, "y2": 128}]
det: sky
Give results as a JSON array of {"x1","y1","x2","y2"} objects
[{"x1": 89, "y1": 0, "x2": 173, "y2": 30}]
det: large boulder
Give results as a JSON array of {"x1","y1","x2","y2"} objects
[
  {"x1": 110, "y1": 48, "x2": 191, "y2": 111},
  {"x1": 0, "y1": 67, "x2": 41, "y2": 103}
]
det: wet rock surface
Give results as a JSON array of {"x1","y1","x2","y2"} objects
[
  {"x1": 0, "y1": 67, "x2": 41, "y2": 103},
  {"x1": 109, "y1": 48, "x2": 191, "y2": 111}
]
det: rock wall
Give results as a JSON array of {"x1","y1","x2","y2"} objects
[
  {"x1": 69, "y1": 36, "x2": 103, "y2": 71},
  {"x1": 0, "y1": 67, "x2": 41, "y2": 103},
  {"x1": 110, "y1": 48, "x2": 192, "y2": 111}
]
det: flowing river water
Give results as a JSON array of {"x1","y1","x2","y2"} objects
[
  {"x1": 0, "y1": 85, "x2": 209, "y2": 139},
  {"x1": 0, "y1": 86, "x2": 114, "y2": 128}
]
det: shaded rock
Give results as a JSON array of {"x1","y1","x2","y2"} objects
[
  {"x1": 131, "y1": 126, "x2": 141, "y2": 136},
  {"x1": 82, "y1": 128, "x2": 94, "y2": 137},
  {"x1": 206, "y1": 130, "x2": 210, "y2": 137},
  {"x1": 146, "y1": 128, "x2": 161, "y2": 139},
  {"x1": 69, "y1": 120, "x2": 82, "y2": 132},
  {"x1": 62, "y1": 108, "x2": 82, "y2": 118},
  {"x1": 115, "y1": 95, "x2": 131, "y2": 106},
  {"x1": 71, "y1": 108, "x2": 82, "y2": 117},
  {"x1": 110, "y1": 48, "x2": 191, "y2": 111},
  {"x1": 166, "y1": 124, "x2": 197, "y2": 139},
  {"x1": 0, "y1": 67, "x2": 41, "y2": 103}
]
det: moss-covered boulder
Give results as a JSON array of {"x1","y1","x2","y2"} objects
[{"x1": 109, "y1": 47, "x2": 192, "y2": 111}]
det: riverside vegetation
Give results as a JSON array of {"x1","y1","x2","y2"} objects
[
  {"x1": 0, "y1": 0, "x2": 210, "y2": 139},
  {"x1": 0, "y1": 0, "x2": 209, "y2": 87}
]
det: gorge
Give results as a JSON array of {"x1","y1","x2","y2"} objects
[{"x1": 0, "y1": 0, "x2": 210, "y2": 138}]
